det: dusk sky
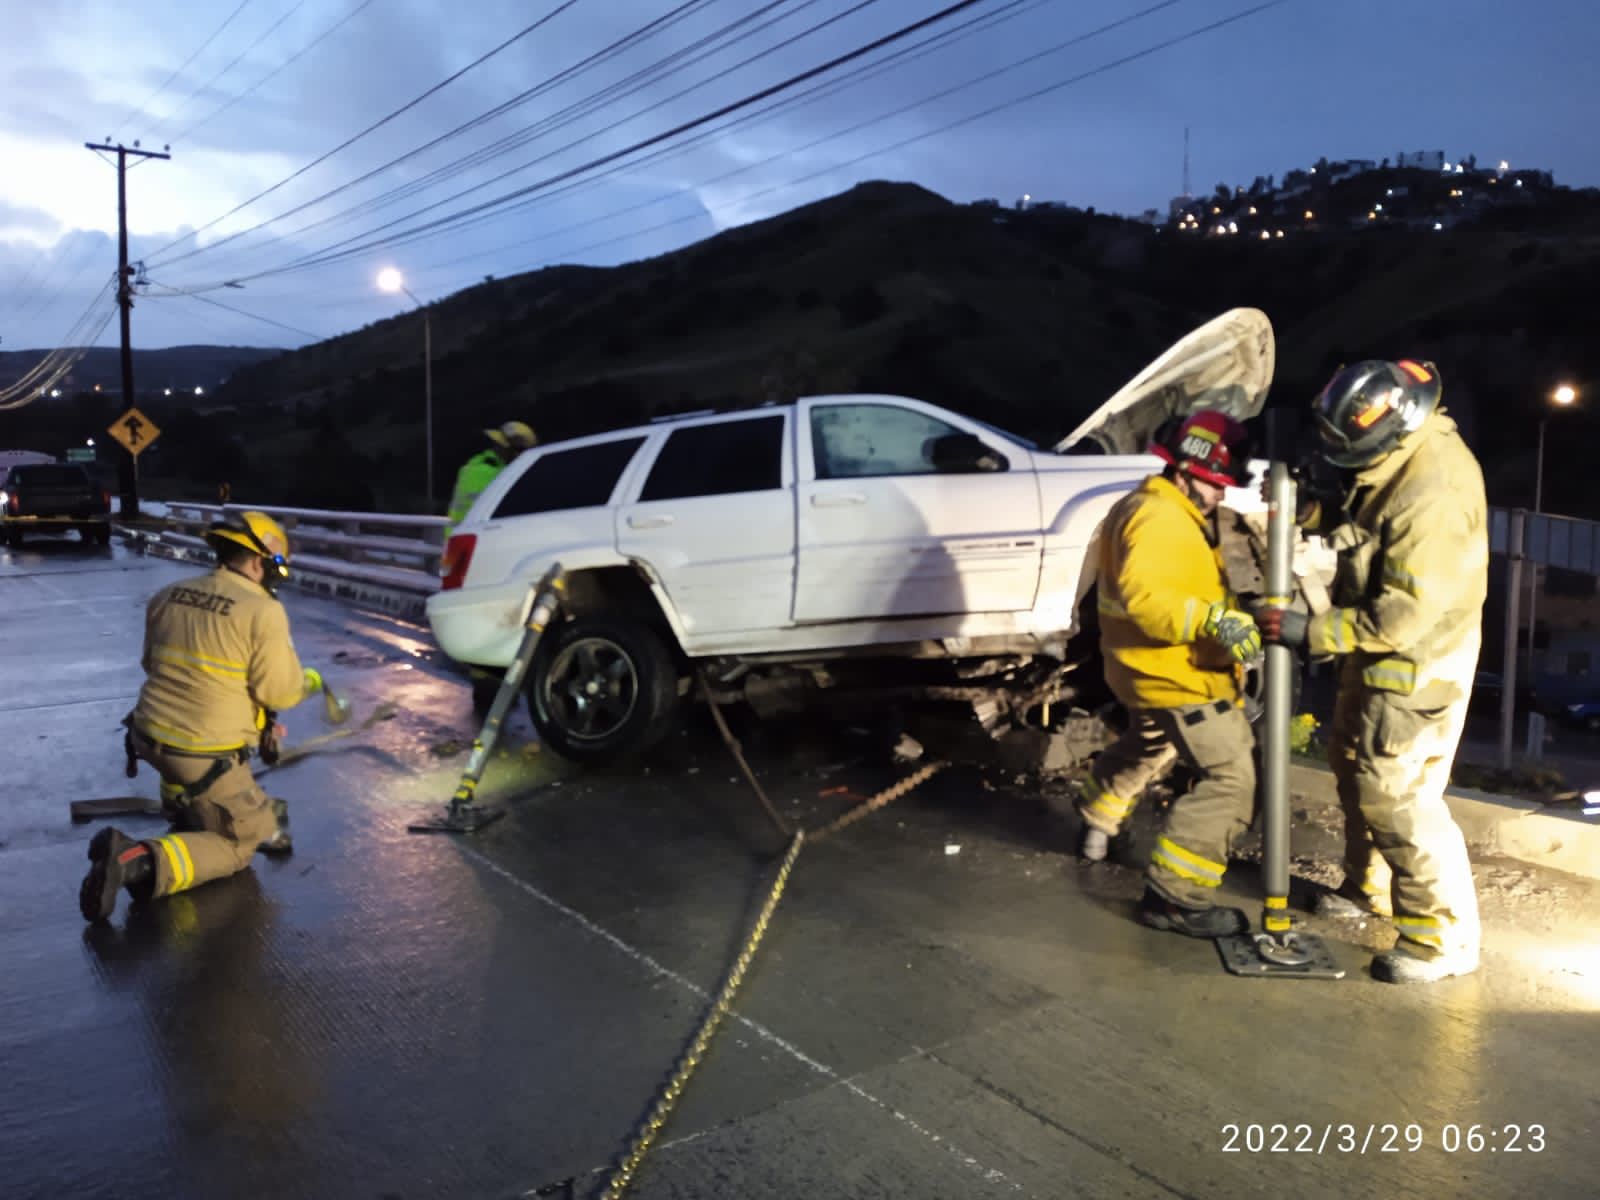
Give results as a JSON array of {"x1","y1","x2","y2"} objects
[{"x1": 2, "y1": 0, "x2": 1595, "y2": 352}]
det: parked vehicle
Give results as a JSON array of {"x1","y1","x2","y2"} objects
[
  {"x1": 1, "y1": 462, "x2": 113, "y2": 547},
  {"x1": 426, "y1": 310, "x2": 1281, "y2": 763}
]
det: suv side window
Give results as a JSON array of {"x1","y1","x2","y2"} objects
[
  {"x1": 639, "y1": 415, "x2": 784, "y2": 502},
  {"x1": 493, "y1": 436, "x2": 645, "y2": 519},
  {"x1": 811, "y1": 404, "x2": 963, "y2": 480}
]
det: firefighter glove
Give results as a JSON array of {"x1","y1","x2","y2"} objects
[
  {"x1": 1201, "y1": 602, "x2": 1263, "y2": 663},
  {"x1": 302, "y1": 666, "x2": 324, "y2": 694},
  {"x1": 1253, "y1": 605, "x2": 1308, "y2": 648}
]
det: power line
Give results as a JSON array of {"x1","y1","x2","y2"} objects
[
  {"x1": 0, "y1": 280, "x2": 120, "y2": 408},
  {"x1": 229, "y1": 0, "x2": 996, "y2": 283},
  {"x1": 536, "y1": 0, "x2": 1295, "y2": 268},
  {"x1": 153, "y1": 0, "x2": 310, "y2": 140},
  {"x1": 150, "y1": 285, "x2": 322, "y2": 341},
  {"x1": 362, "y1": 0, "x2": 1081, "y2": 282},
  {"x1": 145, "y1": 0, "x2": 588, "y2": 263},
  {"x1": 172, "y1": 0, "x2": 387, "y2": 145},
  {"x1": 246, "y1": 0, "x2": 1281, "y2": 308},
  {"x1": 149, "y1": 0, "x2": 732, "y2": 272},
  {"x1": 110, "y1": 0, "x2": 256, "y2": 139}
]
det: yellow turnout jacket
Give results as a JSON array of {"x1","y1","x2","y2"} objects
[
  {"x1": 1096, "y1": 474, "x2": 1239, "y2": 710},
  {"x1": 132, "y1": 566, "x2": 312, "y2": 754}
]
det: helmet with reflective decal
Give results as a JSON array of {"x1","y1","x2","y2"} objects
[
  {"x1": 1312, "y1": 359, "x2": 1441, "y2": 469},
  {"x1": 206, "y1": 510, "x2": 290, "y2": 593},
  {"x1": 1150, "y1": 409, "x2": 1252, "y2": 488}
]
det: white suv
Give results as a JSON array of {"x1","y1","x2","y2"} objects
[{"x1": 426, "y1": 311, "x2": 1277, "y2": 763}]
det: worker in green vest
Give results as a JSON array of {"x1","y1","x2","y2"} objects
[{"x1": 445, "y1": 421, "x2": 536, "y2": 536}]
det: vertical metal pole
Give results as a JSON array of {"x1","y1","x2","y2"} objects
[
  {"x1": 423, "y1": 306, "x2": 434, "y2": 506},
  {"x1": 1499, "y1": 509, "x2": 1525, "y2": 769},
  {"x1": 1526, "y1": 419, "x2": 1544, "y2": 693},
  {"x1": 1260, "y1": 460, "x2": 1295, "y2": 937},
  {"x1": 115, "y1": 147, "x2": 139, "y2": 521}
]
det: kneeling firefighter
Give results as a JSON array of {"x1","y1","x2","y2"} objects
[
  {"x1": 1256, "y1": 360, "x2": 1486, "y2": 983},
  {"x1": 1075, "y1": 411, "x2": 1264, "y2": 937},
  {"x1": 80, "y1": 511, "x2": 325, "y2": 922}
]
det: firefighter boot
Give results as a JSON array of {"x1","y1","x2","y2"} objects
[
  {"x1": 1079, "y1": 827, "x2": 1110, "y2": 862},
  {"x1": 260, "y1": 797, "x2": 293, "y2": 855},
  {"x1": 1138, "y1": 886, "x2": 1248, "y2": 939},
  {"x1": 80, "y1": 828, "x2": 154, "y2": 922},
  {"x1": 1371, "y1": 947, "x2": 1480, "y2": 984}
]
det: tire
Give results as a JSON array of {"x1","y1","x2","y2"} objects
[{"x1": 527, "y1": 615, "x2": 682, "y2": 765}]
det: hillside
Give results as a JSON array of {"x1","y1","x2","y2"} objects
[
  {"x1": 13, "y1": 179, "x2": 1599, "y2": 519},
  {"x1": 0, "y1": 345, "x2": 280, "y2": 396}
]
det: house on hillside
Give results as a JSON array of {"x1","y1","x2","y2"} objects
[
  {"x1": 1327, "y1": 158, "x2": 1378, "y2": 181},
  {"x1": 1397, "y1": 150, "x2": 1446, "y2": 171}
]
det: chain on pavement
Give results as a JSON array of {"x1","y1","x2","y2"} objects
[{"x1": 596, "y1": 759, "x2": 948, "y2": 1200}]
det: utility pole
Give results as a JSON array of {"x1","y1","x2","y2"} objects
[{"x1": 85, "y1": 140, "x2": 170, "y2": 520}]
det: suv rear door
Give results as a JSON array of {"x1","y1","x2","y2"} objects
[
  {"x1": 615, "y1": 411, "x2": 794, "y2": 636},
  {"x1": 793, "y1": 397, "x2": 1042, "y2": 622}
]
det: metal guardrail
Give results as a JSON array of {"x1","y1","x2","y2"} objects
[
  {"x1": 123, "y1": 500, "x2": 447, "y2": 617},
  {"x1": 1491, "y1": 507, "x2": 1600, "y2": 573}
]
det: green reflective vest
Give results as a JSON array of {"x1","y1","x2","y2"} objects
[{"x1": 445, "y1": 449, "x2": 506, "y2": 535}]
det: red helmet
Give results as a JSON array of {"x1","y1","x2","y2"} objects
[{"x1": 1150, "y1": 410, "x2": 1251, "y2": 488}]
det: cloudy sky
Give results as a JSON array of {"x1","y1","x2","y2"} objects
[{"x1": 1, "y1": 0, "x2": 1595, "y2": 352}]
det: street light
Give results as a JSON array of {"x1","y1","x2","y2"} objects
[
  {"x1": 377, "y1": 266, "x2": 434, "y2": 504},
  {"x1": 1528, "y1": 383, "x2": 1580, "y2": 686}
]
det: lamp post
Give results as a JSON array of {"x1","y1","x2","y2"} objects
[
  {"x1": 1526, "y1": 382, "x2": 1578, "y2": 687},
  {"x1": 377, "y1": 267, "x2": 433, "y2": 504}
]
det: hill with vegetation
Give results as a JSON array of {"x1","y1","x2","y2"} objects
[{"x1": 11, "y1": 179, "x2": 1600, "y2": 519}]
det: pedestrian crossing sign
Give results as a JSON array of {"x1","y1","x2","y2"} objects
[{"x1": 108, "y1": 407, "x2": 161, "y2": 457}]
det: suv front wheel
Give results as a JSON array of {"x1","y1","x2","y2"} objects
[{"x1": 528, "y1": 616, "x2": 682, "y2": 764}]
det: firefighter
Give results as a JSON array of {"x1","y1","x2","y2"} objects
[
  {"x1": 80, "y1": 511, "x2": 324, "y2": 922},
  {"x1": 1076, "y1": 411, "x2": 1265, "y2": 938},
  {"x1": 1255, "y1": 360, "x2": 1486, "y2": 984},
  {"x1": 445, "y1": 420, "x2": 536, "y2": 535}
]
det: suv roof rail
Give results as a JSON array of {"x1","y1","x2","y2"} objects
[{"x1": 649, "y1": 409, "x2": 718, "y2": 423}]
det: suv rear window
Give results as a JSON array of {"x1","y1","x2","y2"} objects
[
  {"x1": 639, "y1": 415, "x2": 784, "y2": 501},
  {"x1": 492, "y1": 436, "x2": 645, "y2": 519},
  {"x1": 9, "y1": 465, "x2": 89, "y2": 487}
]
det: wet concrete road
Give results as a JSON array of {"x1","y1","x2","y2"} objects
[{"x1": 5, "y1": 540, "x2": 1600, "y2": 1200}]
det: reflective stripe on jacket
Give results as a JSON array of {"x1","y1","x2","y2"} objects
[
  {"x1": 1096, "y1": 474, "x2": 1239, "y2": 710},
  {"x1": 133, "y1": 566, "x2": 310, "y2": 753},
  {"x1": 1307, "y1": 411, "x2": 1487, "y2": 696},
  {"x1": 445, "y1": 449, "x2": 506, "y2": 533}
]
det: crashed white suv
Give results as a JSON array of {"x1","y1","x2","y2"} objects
[{"x1": 426, "y1": 310, "x2": 1278, "y2": 763}]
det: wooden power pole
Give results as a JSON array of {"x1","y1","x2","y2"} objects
[{"x1": 84, "y1": 140, "x2": 170, "y2": 520}]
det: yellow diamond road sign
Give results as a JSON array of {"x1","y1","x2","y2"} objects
[{"x1": 107, "y1": 407, "x2": 161, "y2": 457}]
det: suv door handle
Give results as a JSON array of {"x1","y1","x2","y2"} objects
[
  {"x1": 811, "y1": 492, "x2": 867, "y2": 508},
  {"x1": 627, "y1": 513, "x2": 674, "y2": 529}
]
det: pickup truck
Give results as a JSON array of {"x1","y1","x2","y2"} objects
[
  {"x1": 425, "y1": 309, "x2": 1290, "y2": 763},
  {"x1": 1, "y1": 462, "x2": 113, "y2": 547}
]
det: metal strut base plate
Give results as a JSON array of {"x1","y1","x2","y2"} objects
[
  {"x1": 1217, "y1": 931, "x2": 1346, "y2": 980},
  {"x1": 408, "y1": 804, "x2": 507, "y2": 835}
]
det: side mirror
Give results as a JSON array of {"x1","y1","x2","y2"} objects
[{"x1": 927, "y1": 432, "x2": 1008, "y2": 473}]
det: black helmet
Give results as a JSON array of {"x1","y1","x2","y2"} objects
[{"x1": 1312, "y1": 359, "x2": 1441, "y2": 468}]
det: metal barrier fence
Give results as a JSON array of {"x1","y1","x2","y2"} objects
[{"x1": 127, "y1": 501, "x2": 447, "y2": 618}]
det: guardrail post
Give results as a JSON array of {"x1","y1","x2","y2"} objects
[{"x1": 1499, "y1": 508, "x2": 1525, "y2": 770}]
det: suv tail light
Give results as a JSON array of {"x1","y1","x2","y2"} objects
[
  {"x1": 440, "y1": 533, "x2": 477, "y2": 591},
  {"x1": 101, "y1": 489, "x2": 112, "y2": 512}
]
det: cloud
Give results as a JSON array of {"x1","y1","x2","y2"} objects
[{"x1": 0, "y1": 199, "x2": 63, "y2": 241}]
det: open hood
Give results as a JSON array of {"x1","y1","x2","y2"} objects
[{"x1": 1053, "y1": 307, "x2": 1276, "y2": 454}]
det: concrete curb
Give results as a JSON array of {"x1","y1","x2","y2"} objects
[{"x1": 1288, "y1": 760, "x2": 1600, "y2": 881}]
